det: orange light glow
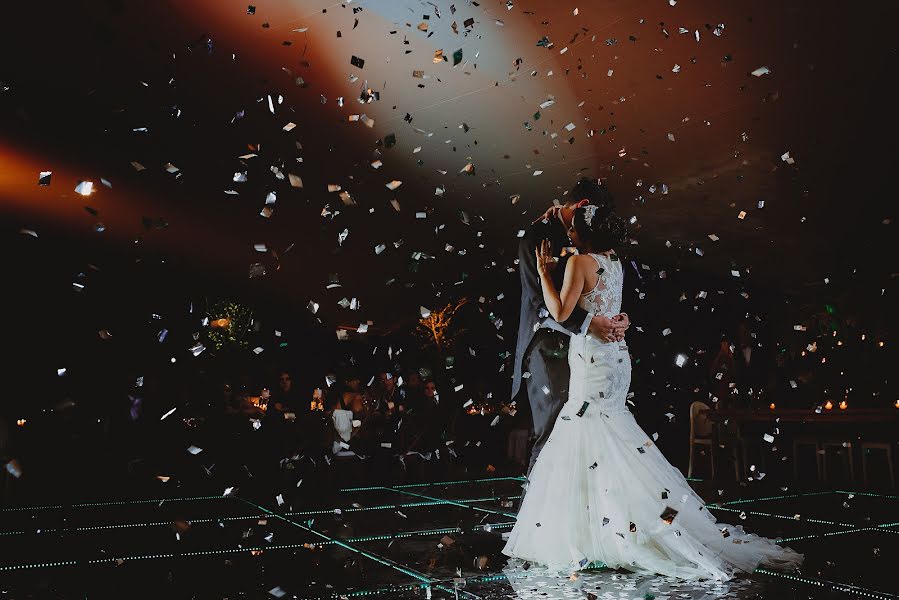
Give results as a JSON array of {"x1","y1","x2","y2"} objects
[
  {"x1": 769, "y1": 403, "x2": 776, "y2": 410},
  {"x1": 839, "y1": 400, "x2": 848, "y2": 410},
  {"x1": 824, "y1": 400, "x2": 833, "y2": 410},
  {"x1": 210, "y1": 318, "x2": 230, "y2": 329},
  {"x1": 16, "y1": 419, "x2": 26, "y2": 427}
]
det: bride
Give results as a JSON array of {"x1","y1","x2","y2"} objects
[{"x1": 502, "y1": 202, "x2": 803, "y2": 580}]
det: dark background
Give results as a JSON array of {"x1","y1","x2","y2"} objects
[{"x1": 1, "y1": 0, "x2": 896, "y2": 423}]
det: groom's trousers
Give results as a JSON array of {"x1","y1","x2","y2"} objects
[{"x1": 521, "y1": 329, "x2": 571, "y2": 478}]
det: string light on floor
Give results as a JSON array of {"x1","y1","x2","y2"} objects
[
  {"x1": 0, "y1": 494, "x2": 228, "y2": 513},
  {"x1": 754, "y1": 568, "x2": 895, "y2": 600},
  {"x1": 707, "y1": 505, "x2": 855, "y2": 528},
  {"x1": 340, "y1": 475, "x2": 526, "y2": 492},
  {"x1": 717, "y1": 491, "x2": 834, "y2": 506},
  {"x1": 836, "y1": 490, "x2": 899, "y2": 500},
  {"x1": 0, "y1": 496, "x2": 521, "y2": 538},
  {"x1": 236, "y1": 497, "x2": 482, "y2": 600},
  {"x1": 777, "y1": 522, "x2": 899, "y2": 544}
]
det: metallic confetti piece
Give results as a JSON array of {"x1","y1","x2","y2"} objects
[
  {"x1": 74, "y1": 181, "x2": 93, "y2": 196},
  {"x1": 660, "y1": 506, "x2": 678, "y2": 524}
]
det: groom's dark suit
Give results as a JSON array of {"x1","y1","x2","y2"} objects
[{"x1": 513, "y1": 217, "x2": 591, "y2": 476}]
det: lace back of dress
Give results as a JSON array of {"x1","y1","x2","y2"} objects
[{"x1": 579, "y1": 253, "x2": 622, "y2": 318}]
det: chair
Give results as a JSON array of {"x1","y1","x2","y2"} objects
[
  {"x1": 861, "y1": 442, "x2": 895, "y2": 489},
  {"x1": 821, "y1": 440, "x2": 855, "y2": 484},
  {"x1": 688, "y1": 401, "x2": 743, "y2": 480},
  {"x1": 792, "y1": 437, "x2": 823, "y2": 482}
]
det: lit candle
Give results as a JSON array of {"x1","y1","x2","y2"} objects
[
  {"x1": 894, "y1": 399, "x2": 899, "y2": 409},
  {"x1": 16, "y1": 419, "x2": 26, "y2": 427},
  {"x1": 769, "y1": 403, "x2": 776, "y2": 410},
  {"x1": 824, "y1": 400, "x2": 833, "y2": 410},
  {"x1": 839, "y1": 400, "x2": 848, "y2": 410}
]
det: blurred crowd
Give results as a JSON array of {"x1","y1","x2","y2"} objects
[
  {"x1": 0, "y1": 358, "x2": 527, "y2": 506},
  {"x1": 1, "y1": 292, "x2": 892, "y2": 505}
]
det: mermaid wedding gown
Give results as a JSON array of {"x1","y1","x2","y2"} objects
[{"x1": 503, "y1": 252, "x2": 802, "y2": 580}]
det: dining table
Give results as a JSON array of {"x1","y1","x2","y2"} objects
[
  {"x1": 701, "y1": 407, "x2": 899, "y2": 425},
  {"x1": 696, "y1": 407, "x2": 898, "y2": 483}
]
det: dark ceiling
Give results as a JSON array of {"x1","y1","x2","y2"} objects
[{"x1": 1, "y1": 0, "x2": 895, "y2": 332}]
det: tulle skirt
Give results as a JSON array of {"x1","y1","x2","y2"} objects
[{"x1": 502, "y1": 335, "x2": 802, "y2": 580}]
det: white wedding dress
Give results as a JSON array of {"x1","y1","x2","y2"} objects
[{"x1": 503, "y1": 252, "x2": 802, "y2": 580}]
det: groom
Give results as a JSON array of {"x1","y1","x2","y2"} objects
[{"x1": 513, "y1": 178, "x2": 630, "y2": 480}]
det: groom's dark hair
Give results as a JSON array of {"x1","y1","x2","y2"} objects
[{"x1": 564, "y1": 177, "x2": 615, "y2": 210}]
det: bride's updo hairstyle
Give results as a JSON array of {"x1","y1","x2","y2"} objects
[
  {"x1": 573, "y1": 201, "x2": 628, "y2": 253},
  {"x1": 566, "y1": 177, "x2": 614, "y2": 208}
]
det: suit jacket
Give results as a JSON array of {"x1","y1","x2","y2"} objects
[{"x1": 511, "y1": 217, "x2": 590, "y2": 400}]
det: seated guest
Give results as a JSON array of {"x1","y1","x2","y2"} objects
[
  {"x1": 342, "y1": 388, "x2": 364, "y2": 417},
  {"x1": 271, "y1": 370, "x2": 302, "y2": 414},
  {"x1": 344, "y1": 372, "x2": 363, "y2": 394},
  {"x1": 340, "y1": 372, "x2": 364, "y2": 416},
  {"x1": 327, "y1": 395, "x2": 356, "y2": 456},
  {"x1": 222, "y1": 382, "x2": 265, "y2": 418},
  {"x1": 365, "y1": 372, "x2": 399, "y2": 414},
  {"x1": 408, "y1": 380, "x2": 447, "y2": 454},
  {"x1": 352, "y1": 392, "x2": 367, "y2": 415},
  {"x1": 398, "y1": 369, "x2": 424, "y2": 413}
]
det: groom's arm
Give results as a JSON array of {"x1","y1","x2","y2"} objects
[{"x1": 518, "y1": 224, "x2": 549, "y2": 314}]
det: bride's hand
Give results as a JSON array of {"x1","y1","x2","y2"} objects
[
  {"x1": 611, "y1": 312, "x2": 630, "y2": 331},
  {"x1": 535, "y1": 239, "x2": 556, "y2": 276},
  {"x1": 589, "y1": 313, "x2": 629, "y2": 342}
]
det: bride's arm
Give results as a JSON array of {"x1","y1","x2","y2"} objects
[{"x1": 537, "y1": 243, "x2": 584, "y2": 323}]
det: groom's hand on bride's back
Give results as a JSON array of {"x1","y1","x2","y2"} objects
[{"x1": 589, "y1": 313, "x2": 630, "y2": 342}]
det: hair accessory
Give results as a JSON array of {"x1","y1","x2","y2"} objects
[{"x1": 582, "y1": 204, "x2": 598, "y2": 227}]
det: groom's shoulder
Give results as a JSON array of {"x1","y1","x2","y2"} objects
[{"x1": 523, "y1": 219, "x2": 555, "y2": 239}]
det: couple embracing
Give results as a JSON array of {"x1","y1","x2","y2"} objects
[{"x1": 504, "y1": 178, "x2": 802, "y2": 580}]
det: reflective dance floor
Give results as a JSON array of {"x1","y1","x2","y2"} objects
[{"x1": 1, "y1": 476, "x2": 896, "y2": 599}]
